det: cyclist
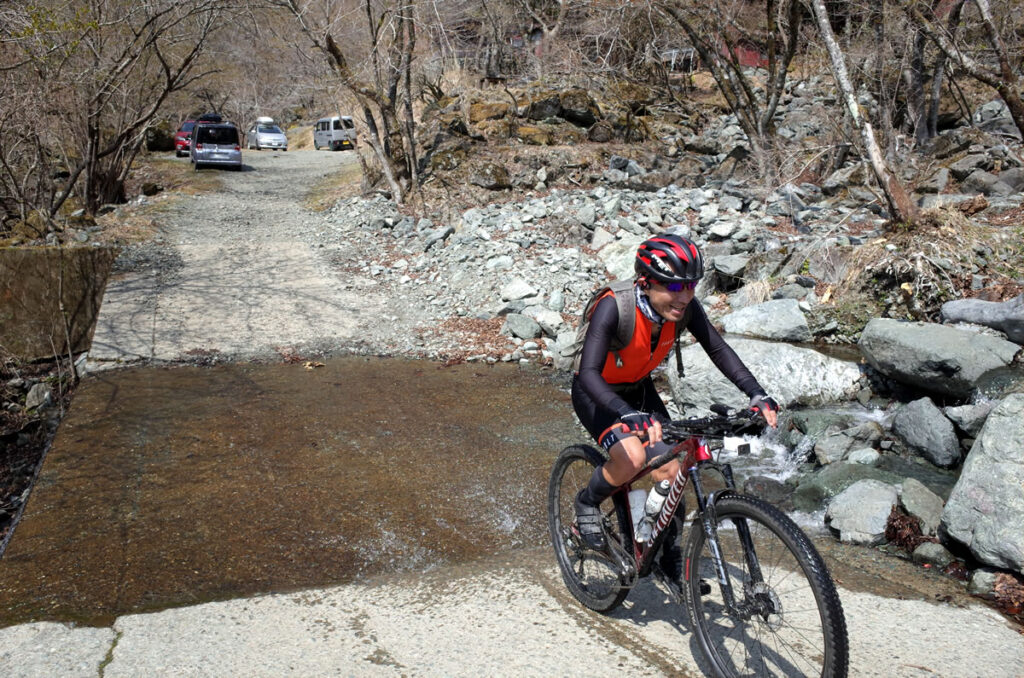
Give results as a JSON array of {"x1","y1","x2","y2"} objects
[{"x1": 572, "y1": 232, "x2": 778, "y2": 588}]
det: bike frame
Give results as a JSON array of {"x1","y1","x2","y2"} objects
[{"x1": 615, "y1": 432, "x2": 763, "y2": 618}]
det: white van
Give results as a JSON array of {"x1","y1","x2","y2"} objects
[{"x1": 313, "y1": 116, "x2": 356, "y2": 151}]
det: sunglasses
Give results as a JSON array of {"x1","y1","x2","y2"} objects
[{"x1": 660, "y1": 280, "x2": 698, "y2": 292}]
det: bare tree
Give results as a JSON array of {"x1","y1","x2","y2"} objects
[
  {"x1": 0, "y1": 0, "x2": 228, "y2": 224},
  {"x1": 662, "y1": 0, "x2": 802, "y2": 179},
  {"x1": 808, "y1": 0, "x2": 918, "y2": 224},
  {"x1": 275, "y1": 0, "x2": 419, "y2": 202},
  {"x1": 907, "y1": 0, "x2": 1024, "y2": 138}
]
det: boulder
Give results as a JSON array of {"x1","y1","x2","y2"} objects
[
  {"x1": 25, "y1": 383, "x2": 52, "y2": 410},
  {"x1": 587, "y1": 121, "x2": 615, "y2": 142},
  {"x1": 469, "y1": 163, "x2": 511, "y2": 190},
  {"x1": 912, "y1": 542, "x2": 955, "y2": 568},
  {"x1": 793, "y1": 463, "x2": 903, "y2": 512},
  {"x1": 892, "y1": 397, "x2": 961, "y2": 468},
  {"x1": 858, "y1": 318, "x2": 1021, "y2": 398},
  {"x1": 526, "y1": 93, "x2": 562, "y2": 120},
  {"x1": 468, "y1": 101, "x2": 510, "y2": 123},
  {"x1": 961, "y1": 169, "x2": 1014, "y2": 196},
  {"x1": 597, "y1": 235, "x2": 644, "y2": 281},
  {"x1": 916, "y1": 168, "x2": 949, "y2": 194},
  {"x1": 941, "y1": 293, "x2": 1024, "y2": 345},
  {"x1": 558, "y1": 90, "x2": 600, "y2": 127},
  {"x1": 942, "y1": 401, "x2": 995, "y2": 437},
  {"x1": 899, "y1": 478, "x2": 944, "y2": 536},
  {"x1": 813, "y1": 422, "x2": 883, "y2": 465},
  {"x1": 721, "y1": 299, "x2": 812, "y2": 342},
  {"x1": 825, "y1": 479, "x2": 899, "y2": 545},
  {"x1": 501, "y1": 313, "x2": 541, "y2": 340},
  {"x1": 998, "y1": 167, "x2": 1024, "y2": 192},
  {"x1": 942, "y1": 393, "x2": 1024, "y2": 574},
  {"x1": 822, "y1": 162, "x2": 869, "y2": 196},
  {"x1": 669, "y1": 337, "x2": 862, "y2": 414},
  {"x1": 948, "y1": 154, "x2": 993, "y2": 181},
  {"x1": 500, "y1": 278, "x2": 538, "y2": 302}
]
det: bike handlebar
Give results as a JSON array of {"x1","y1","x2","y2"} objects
[{"x1": 661, "y1": 408, "x2": 766, "y2": 441}]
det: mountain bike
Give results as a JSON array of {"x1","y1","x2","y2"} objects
[{"x1": 548, "y1": 406, "x2": 849, "y2": 678}]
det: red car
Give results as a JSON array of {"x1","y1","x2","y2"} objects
[{"x1": 174, "y1": 119, "x2": 196, "y2": 157}]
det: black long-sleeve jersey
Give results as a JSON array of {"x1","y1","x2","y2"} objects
[{"x1": 575, "y1": 295, "x2": 766, "y2": 418}]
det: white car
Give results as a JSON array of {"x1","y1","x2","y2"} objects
[{"x1": 247, "y1": 117, "x2": 288, "y2": 151}]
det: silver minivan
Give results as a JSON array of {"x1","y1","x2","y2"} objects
[
  {"x1": 190, "y1": 123, "x2": 242, "y2": 170},
  {"x1": 247, "y1": 116, "x2": 288, "y2": 151},
  {"x1": 313, "y1": 116, "x2": 356, "y2": 151}
]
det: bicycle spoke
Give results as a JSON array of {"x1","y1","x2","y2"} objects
[{"x1": 686, "y1": 495, "x2": 847, "y2": 678}]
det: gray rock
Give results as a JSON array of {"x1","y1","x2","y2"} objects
[
  {"x1": 742, "y1": 475, "x2": 794, "y2": 509},
  {"x1": 598, "y1": 235, "x2": 644, "y2": 281},
  {"x1": 815, "y1": 435, "x2": 856, "y2": 465},
  {"x1": 847, "y1": 447, "x2": 880, "y2": 465},
  {"x1": 500, "y1": 278, "x2": 538, "y2": 302},
  {"x1": 501, "y1": 313, "x2": 541, "y2": 339},
  {"x1": 825, "y1": 479, "x2": 899, "y2": 545},
  {"x1": 899, "y1": 478, "x2": 944, "y2": 536},
  {"x1": 942, "y1": 402, "x2": 995, "y2": 437},
  {"x1": 590, "y1": 227, "x2": 615, "y2": 250},
  {"x1": 523, "y1": 307, "x2": 566, "y2": 337},
  {"x1": 961, "y1": 169, "x2": 1014, "y2": 196},
  {"x1": 941, "y1": 293, "x2": 1024, "y2": 345},
  {"x1": 918, "y1": 193, "x2": 984, "y2": 209},
  {"x1": 942, "y1": 393, "x2": 1024, "y2": 574},
  {"x1": 712, "y1": 254, "x2": 750, "y2": 278},
  {"x1": 858, "y1": 318, "x2": 1021, "y2": 398},
  {"x1": 912, "y1": 542, "x2": 955, "y2": 568},
  {"x1": 772, "y1": 283, "x2": 810, "y2": 300},
  {"x1": 948, "y1": 154, "x2": 992, "y2": 181},
  {"x1": 822, "y1": 162, "x2": 868, "y2": 196},
  {"x1": 469, "y1": 163, "x2": 511, "y2": 190},
  {"x1": 998, "y1": 167, "x2": 1024, "y2": 192},
  {"x1": 422, "y1": 226, "x2": 454, "y2": 251},
  {"x1": 814, "y1": 422, "x2": 883, "y2": 465},
  {"x1": 721, "y1": 299, "x2": 811, "y2": 342},
  {"x1": 576, "y1": 204, "x2": 597, "y2": 228},
  {"x1": 669, "y1": 338, "x2": 862, "y2": 413},
  {"x1": 892, "y1": 397, "x2": 961, "y2": 468},
  {"x1": 25, "y1": 383, "x2": 52, "y2": 410},
  {"x1": 793, "y1": 463, "x2": 904, "y2": 512},
  {"x1": 485, "y1": 255, "x2": 515, "y2": 271},
  {"x1": 968, "y1": 568, "x2": 1000, "y2": 596},
  {"x1": 916, "y1": 168, "x2": 949, "y2": 194}
]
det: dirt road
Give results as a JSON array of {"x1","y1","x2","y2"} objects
[{"x1": 88, "y1": 149, "x2": 428, "y2": 367}]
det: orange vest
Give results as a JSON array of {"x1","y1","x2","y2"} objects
[{"x1": 600, "y1": 295, "x2": 677, "y2": 384}]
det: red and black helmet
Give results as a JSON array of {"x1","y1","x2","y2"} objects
[{"x1": 635, "y1": 234, "x2": 704, "y2": 284}]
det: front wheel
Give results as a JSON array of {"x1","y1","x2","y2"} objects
[
  {"x1": 684, "y1": 493, "x2": 849, "y2": 678},
  {"x1": 548, "y1": 445, "x2": 630, "y2": 613}
]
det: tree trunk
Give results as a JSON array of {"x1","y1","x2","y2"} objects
[{"x1": 809, "y1": 0, "x2": 919, "y2": 225}]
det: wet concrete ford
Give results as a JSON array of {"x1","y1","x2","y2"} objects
[{"x1": 0, "y1": 358, "x2": 579, "y2": 627}]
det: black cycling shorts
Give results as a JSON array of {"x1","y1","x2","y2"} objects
[{"x1": 571, "y1": 376, "x2": 672, "y2": 454}]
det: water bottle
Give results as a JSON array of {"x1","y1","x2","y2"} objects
[{"x1": 636, "y1": 480, "x2": 671, "y2": 542}]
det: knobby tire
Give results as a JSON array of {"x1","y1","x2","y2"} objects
[
  {"x1": 684, "y1": 493, "x2": 849, "y2": 678},
  {"x1": 547, "y1": 445, "x2": 630, "y2": 613}
]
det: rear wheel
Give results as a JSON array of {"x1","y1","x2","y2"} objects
[
  {"x1": 548, "y1": 445, "x2": 630, "y2": 613},
  {"x1": 684, "y1": 493, "x2": 849, "y2": 678}
]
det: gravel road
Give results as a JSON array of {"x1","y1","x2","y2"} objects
[{"x1": 89, "y1": 149, "x2": 436, "y2": 367}]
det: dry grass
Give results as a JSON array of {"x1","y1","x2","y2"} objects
[
  {"x1": 129, "y1": 154, "x2": 223, "y2": 196},
  {"x1": 833, "y1": 206, "x2": 1023, "y2": 319},
  {"x1": 303, "y1": 155, "x2": 365, "y2": 212}
]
